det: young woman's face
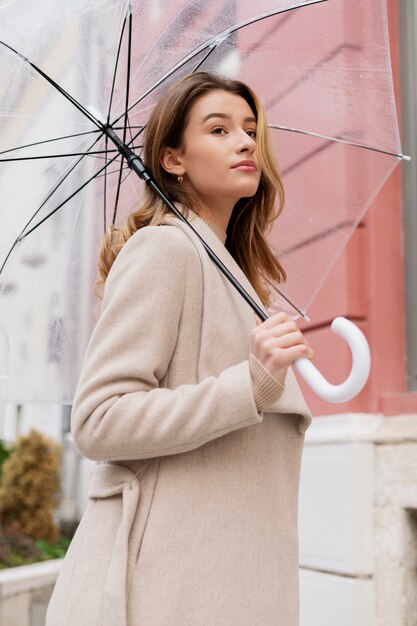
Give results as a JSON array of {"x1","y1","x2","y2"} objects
[{"x1": 175, "y1": 90, "x2": 262, "y2": 210}]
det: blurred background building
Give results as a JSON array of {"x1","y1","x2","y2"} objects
[{"x1": 297, "y1": 1, "x2": 417, "y2": 624}]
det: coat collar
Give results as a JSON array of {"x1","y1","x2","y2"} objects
[
  {"x1": 200, "y1": 217, "x2": 227, "y2": 245},
  {"x1": 165, "y1": 206, "x2": 267, "y2": 317}
]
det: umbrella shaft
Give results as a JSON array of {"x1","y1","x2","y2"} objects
[
  {"x1": 149, "y1": 177, "x2": 268, "y2": 322},
  {"x1": 103, "y1": 125, "x2": 151, "y2": 183}
]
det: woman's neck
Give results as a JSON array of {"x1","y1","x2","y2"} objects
[
  {"x1": 200, "y1": 217, "x2": 227, "y2": 245},
  {"x1": 192, "y1": 198, "x2": 233, "y2": 234}
]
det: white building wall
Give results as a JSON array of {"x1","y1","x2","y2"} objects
[{"x1": 299, "y1": 413, "x2": 417, "y2": 626}]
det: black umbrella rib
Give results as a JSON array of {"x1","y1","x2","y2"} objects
[
  {"x1": 14, "y1": 153, "x2": 120, "y2": 243},
  {"x1": 125, "y1": 114, "x2": 136, "y2": 150},
  {"x1": 104, "y1": 6, "x2": 134, "y2": 228},
  {"x1": 113, "y1": 42, "x2": 220, "y2": 147},
  {"x1": 106, "y1": 7, "x2": 128, "y2": 124},
  {"x1": 112, "y1": 0, "x2": 331, "y2": 131},
  {"x1": 104, "y1": 132, "x2": 109, "y2": 232},
  {"x1": 0, "y1": 40, "x2": 102, "y2": 129},
  {"x1": 0, "y1": 129, "x2": 103, "y2": 158},
  {"x1": 95, "y1": 155, "x2": 144, "y2": 178},
  {"x1": 0, "y1": 132, "x2": 107, "y2": 275},
  {"x1": 0, "y1": 126, "x2": 144, "y2": 160},
  {"x1": 112, "y1": 8, "x2": 134, "y2": 226},
  {"x1": 104, "y1": 9, "x2": 130, "y2": 230},
  {"x1": 0, "y1": 148, "x2": 141, "y2": 162},
  {"x1": 118, "y1": 13, "x2": 219, "y2": 147},
  {"x1": 114, "y1": 0, "x2": 206, "y2": 123},
  {"x1": 123, "y1": 7, "x2": 133, "y2": 131},
  {"x1": 191, "y1": 41, "x2": 219, "y2": 73},
  {"x1": 95, "y1": 165, "x2": 131, "y2": 180}
]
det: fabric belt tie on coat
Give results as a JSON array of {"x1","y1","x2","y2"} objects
[{"x1": 88, "y1": 463, "x2": 144, "y2": 626}]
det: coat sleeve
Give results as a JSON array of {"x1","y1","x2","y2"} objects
[{"x1": 71, "y1": 225, "x2": 263, "y2": 462}]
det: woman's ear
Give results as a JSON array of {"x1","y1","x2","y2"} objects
[{"x1": 160, "y1": 148, "x2": 185, "y2": 177}]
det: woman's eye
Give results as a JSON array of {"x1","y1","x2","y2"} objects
[
  {"x1": 247, "y1": 129, "x2": 257, "y2": 138},
  {"x1": 211, "y1": 126, "x2": 226, "y2": 135}
]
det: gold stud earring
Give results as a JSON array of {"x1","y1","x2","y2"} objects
[{"x1": 177, "y1": 175, "x2": 184, "y2": 184}]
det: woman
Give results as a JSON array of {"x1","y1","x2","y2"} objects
[{"x1": 47, "y1": 71, "x2": 313, "y2": 626}]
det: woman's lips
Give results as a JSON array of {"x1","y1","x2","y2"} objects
[{"x1": 231, "y1": 160, "x2": 257, "y2": 172}]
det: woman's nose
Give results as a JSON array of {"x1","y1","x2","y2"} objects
[{"x1": 237, "y1": 132, "x2": 256, "y2": 153}]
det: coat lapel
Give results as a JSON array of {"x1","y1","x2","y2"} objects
[
  {"x1": 165, "y1": 208, "x2": 267, "y2": 318},
  {"x1": 164, "y1": 208, "x2": 312, "y2": 428}
]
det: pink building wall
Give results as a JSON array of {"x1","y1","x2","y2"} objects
[
  {"x1": 125, "y1": 2, "x2": 413, "y2": 418},
  {"x1": 297, "y1": 0, "x2": 417, "y2": 417}
]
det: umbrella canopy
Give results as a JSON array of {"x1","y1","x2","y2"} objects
[{"x1": 0, "y1": 0, "x2": 406, "y2": 404}]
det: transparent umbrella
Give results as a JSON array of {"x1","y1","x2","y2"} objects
[{"x1": 0, "y1": 0, "x2": 408, "y2": 406}]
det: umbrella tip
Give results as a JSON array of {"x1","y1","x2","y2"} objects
[
  {"x1": 402, "y1": 154, "x2": 412, "y2": 162},
  {"x1": 210, "y1": 31, "x2": 231, "y2": 49}
]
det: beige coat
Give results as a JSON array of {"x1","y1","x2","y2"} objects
[{"x1": 46, "y1": 210, "x2": 312, "y2": 626}]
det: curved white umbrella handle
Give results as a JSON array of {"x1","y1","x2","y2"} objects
[{"x1": 294, "y1": 317, "x2": 371, "y2": 403}]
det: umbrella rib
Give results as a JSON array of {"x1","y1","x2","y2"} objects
[
  {"x1": 0, "y1": 133, "x2": 109, "y2": 275},
  {"x1": 112, "y1": 42, "x2": 220, "y2": 146},
  {"x1": 0, "y1": 40, "x2": 102, "y2": 129},
  {"x1": 25, "y1": 133, "x2": 104, "y2": 229},
  {"x1": 126, "y1": 116, "x2": 135, "y2": 148},
  {"x1": 0, "y1": 149, "x2": 133, "y2": 162},
  {"x1": 266, "y1": 42, "x2": 361, "y2": 109},
  {"x1": 104, "y1": 133, "x2": 109, "y2": 233},
  {"x1": 12, "y1": 152, "x2": 119, "y2": 246},
  {"x1": 264, "y1": 278, "x2": 308, "y2": 320},
  {"x1": 110, "y1": 0, "x2": 206, "y2": 117},
  {"x1": 112, "y1": 0, "x2": 331, "y2": 130},
  {"x1": 269, "y1": 125, "x2": 408, "y2": 161},
  {"x1": 122, "y1": 9, "x2": 133, "y2": 146},
  {"x1": 95, "y1": 164, "x2": 131, "y2": 180},
  {"x1": 243, "y1": 12, "x2": 293, "y2": 56},
  {"x1": 112, "y1": 9, "x2": 133, "y2": 226},
  {"x1": 191, "y1": 40, "x2": 219, "y2": 73},
  {"x1": 0, "y1": 126, "x2": 141, "y2": 159},
  {"x1": 106, "y1": 6, "x2": 128, "y2": 124},
  {"x1": 282, "y1": 220, "x2": 354, "y2": 255},
  {"x1": 0, "y1": 129, "x2": 102, "y2": 158}
]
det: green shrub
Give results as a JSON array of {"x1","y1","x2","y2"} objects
[
  {"x1": 0, "y1": 438, "x2": 10, "y2": 478},
  {"x1": 0, "y1": 534, "x2": 71, "y2": 570},
  {"x1": 36, "y1": 536, "x2": 70, "y2": 559}
]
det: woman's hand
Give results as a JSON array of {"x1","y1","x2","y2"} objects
[{"x1": 251, "y1": 312, "x2": 314, "y2": 386}]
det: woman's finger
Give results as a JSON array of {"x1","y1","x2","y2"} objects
[
  {"x1": 263, "y1": 331, "x2": 307, "y2": 351},
  {"x1": 253, "y1": 320, "x2": 299, "y2": 340},
  {"x1": 271, "y1": 343, "x2": 314, "y2": 364},
  {"x1": 254, "y1": 311, "x2": 292, "y2": 330}
]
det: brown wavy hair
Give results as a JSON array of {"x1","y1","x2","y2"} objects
[{"x1": 96, "y1": 71, "x2": 286, "y2": 306}]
